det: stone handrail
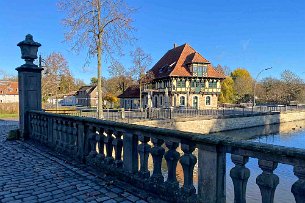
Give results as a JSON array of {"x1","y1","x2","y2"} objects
[{"x1": 28, "y1": 110, "x2": 305, "y2": 203}]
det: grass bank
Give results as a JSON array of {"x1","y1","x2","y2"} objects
[{"x1": 0, "y1": 113, "x2": 18, "y2": 119}]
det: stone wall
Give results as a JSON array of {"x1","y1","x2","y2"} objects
[{"x1": 133, "y1": 111, "x2": 305, "y2": 134}]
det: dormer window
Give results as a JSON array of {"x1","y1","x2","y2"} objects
[
  {"x1": 190, "y1": 63, "x2": 208, "y2": 77},
  {"x1": 159, "y1": 65, "x2": 167, "y2": 73}
]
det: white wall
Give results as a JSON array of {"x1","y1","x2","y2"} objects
[{"x1": 0, "y1": 95, "x2": 19, "y2": 103}]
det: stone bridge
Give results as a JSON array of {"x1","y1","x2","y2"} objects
[
  {"x1": 0, "y1": 120, "x2": 151, "y2": 203},
  {"x1": 3, "y1": 34, "x2": 305, "y2": 203}
]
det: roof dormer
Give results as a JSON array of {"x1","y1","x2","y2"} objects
[{"x1": 189, "y1": 63, "x2": 208, "y2": 77}]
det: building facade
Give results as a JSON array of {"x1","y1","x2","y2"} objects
[
  {"x1": 0, "y1": 81, "x2": 19, "y2": 103},
  {"x1": 119, "y1": 44, "x2": 225, "y2": 109},
  {"x1": 75, "y1": 86, "x2": 98, "y2": 107},
  {"x1": 118, "y1": 85, "x2": 140, "y2": 109}
]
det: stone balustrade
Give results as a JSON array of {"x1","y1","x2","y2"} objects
[{"x1": 28, "y1": 110, "x2": 305, "y2": 203}]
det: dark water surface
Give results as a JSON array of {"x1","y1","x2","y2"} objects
[{"x1": 148, "y1": 120, "x2": 305, "y2": 203}]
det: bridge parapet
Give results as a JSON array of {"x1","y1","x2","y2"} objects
[{"x1": 28, "y1": 110, "x2": 305, "y2": 203}]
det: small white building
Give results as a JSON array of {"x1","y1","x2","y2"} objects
[{"x1": 0, "y1": 81, "x2": 19, "y2": 103}]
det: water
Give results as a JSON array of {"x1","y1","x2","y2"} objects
[{"x1": 147, "y1": 120, "x2": 305, "y2": 202}]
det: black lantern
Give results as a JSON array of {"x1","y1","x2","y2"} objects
[{"x1": 17, "y1": 34, "x2": 41, "y2": 65}]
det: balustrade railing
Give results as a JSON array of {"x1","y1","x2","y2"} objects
[{"x1": 28, "y1": 110, "x2": 305, "y2": 202}]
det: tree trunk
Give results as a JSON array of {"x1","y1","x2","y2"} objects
[{"x1": 97, "y1": 0, "x2": 104, "y2": 119}]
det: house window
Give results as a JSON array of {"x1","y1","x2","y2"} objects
[
  {"x1": 208, "y1": 81, "x2": 217, "y2": 88},
  {"x1": 180, "y1": 96, "x2": 185, "y2": 106},
  {"x1": 181, "y1": 80, "x2": 186, "y2": 88},
  {"x1": 206, "y1": 96, "x2": 211, "y2": 106},
  {"x1": 124, "y1": 100, "x2": 128, "y2": 108},
  {"x1": 191, "y1": 81, "x2": 195, "y2": 88},
  {"x1": 177, "y1": 80, "x2": 186, "y2": 88}
]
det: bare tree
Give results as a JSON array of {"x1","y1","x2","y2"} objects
[
  {"x1": 0, "y1": 69, "x2": 17, "y2": 81},
  {"x1": 281, "y1": 70, "x2": 303, "y2": 104},
  {"x1": 214, "y1": 64, "x2": 231, "y2": 76},
  {"x1": 58, "y1": 0, "x2": 135, "y2": 118},
  {"x1": 42, "y1": 52, "x2": 77, "y2": 102},
  {"x1": 130, "y1": 47, "x2": 152, "y2": 110},
  {"x1": 107, "y1": 60, "x2": 133, "y2": 94}
]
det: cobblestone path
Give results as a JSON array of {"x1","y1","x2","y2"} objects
[{"x1": 0, "y1": 120, "x2": 150, "y2": 203}]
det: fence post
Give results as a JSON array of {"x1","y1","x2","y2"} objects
[
  {"x1": 16, "y1": 34, "x2": 42, "y2": 139},
  {"x1": 121, "y1": 108, "x2": 125, "y2": 119}
]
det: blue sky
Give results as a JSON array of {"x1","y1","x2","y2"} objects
[{"x1": 0, "y1": 0, "x2": 305, "y2": 84}]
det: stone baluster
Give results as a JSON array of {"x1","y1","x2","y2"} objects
[
  {"x1": 65, "y1": 120, "x2": 72, "y2": 151},
  {"x1": 105, "y1": 129, "x2": 114, "y2": 164},
  {"x1": 137, "y1": 135, "x2": 151, "y2": 178},
  {"x1": 179, "y1": 142, "x2": 197, "y2": 195},
  {"x1": 31, "y1": 115, "x2": 36, "y2": 140},
  {"x1": 88, "y1": 126, "x2": 97, "y2": 158},
  {"x1": 164, "y1": 141, "x2": 180, "y2": 189},
  {"x1": 29, "y1": 115, "x2": 33, "y2": 139},
  {"x1": 230, "y1": 154, "x2": 250, "y2": 203},
  {"x1": 61, "y1": 120, "x2": 68, "y2": 152},
  {"x1": 113, "y1": 131, "x2": 123, "y2": 168},
  {"x1": 43, "y1": 117, "x2": 48, "y2": 144},
  {"x1": 46, "y1": 116, "x2": 53, "y2": 147},
  {"x1": 65, "y1": 121, "x2": 72, "y2": 153},
  {"x1": 36, "y1": 115, "x2": 40, "y2": 139},
  {"x1": 37, "y1": 116, "x2": 41, "y2": 142},
  {"x1": 39, "y1": 117, "x2": 44, "y2": 143},
  {"x1": 54, "y1": 119, "x2": 59, "y2": 147},
  {"x1": 76, "y1": 121, "x2": 85, "y2": 161},
  {"x1": 291, "y1": 165, "x2": 305, "y2": 203},
  {"x1": 57, "y1": 119, "x2": 63, "y2": 151},
  {"x1": 40, "y1": 117, "x2": 44, "y2": 142},
  {"x1": 96, "y1": 128, "x2": 105, "y2": 161},
  {"x1": 256, "y1": 160, "x2": 279, "y2": 203},
  {"x1": 150, "y1": 138, "x2": 165, "y2": 183},
  {"x1": 60, "y1": 120, "x2": 65, "y2": 151},
  {"x1": 70, "y1": 122, "x2": 77, "y2": 154}
]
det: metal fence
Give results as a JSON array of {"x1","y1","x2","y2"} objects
[{"x1": 44, "y1": 104, "x2": 305, "y2": 123}]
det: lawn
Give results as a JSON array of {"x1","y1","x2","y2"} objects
[{"x1": 0, "y1": 114, "x2": 19, "y2": 119}]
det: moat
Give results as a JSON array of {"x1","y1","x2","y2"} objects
[{"x1": 147, "y1": 120, "x2": 305, "y2": 203}]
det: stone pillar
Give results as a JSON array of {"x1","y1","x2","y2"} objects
[
  {"x1": 16, "y1": 34, "x2": 42, "y2": 139},
  {"x1": 198, "y1": 144, "x2": 226, "y2": 203}
]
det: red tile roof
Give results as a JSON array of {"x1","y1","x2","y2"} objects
[
  {"x1": 0, "y1": 81, "x2": 18, "y2": 95},
  {"x1": 149, "y1": 44, "x2": 225, "y2": 79},
  {"x1": 118, "y1": 85, "x2": 140, "y2": 98}
]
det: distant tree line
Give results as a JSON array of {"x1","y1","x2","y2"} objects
[{"x1": 216, "y1": 64, "x2": 305, "y2": 105}]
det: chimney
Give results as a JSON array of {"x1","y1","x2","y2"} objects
[{"x1": 174, "y1": 43, "x2": 177, "y2": 48}]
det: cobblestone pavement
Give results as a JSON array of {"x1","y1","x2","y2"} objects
[{"x1": 0, "y1": 120, "x2": 150, "y2": 203}]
